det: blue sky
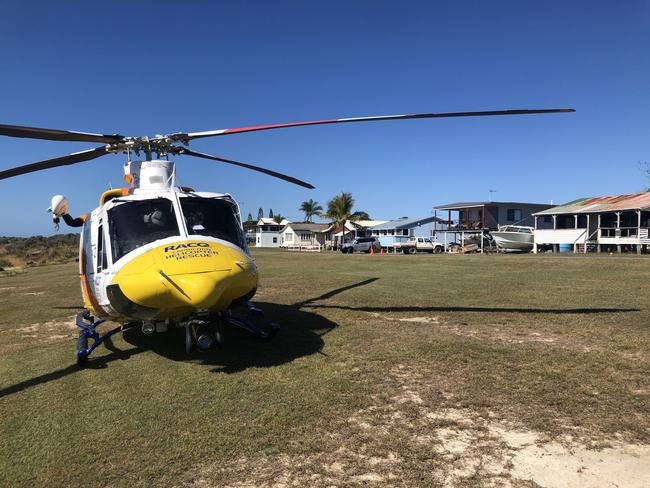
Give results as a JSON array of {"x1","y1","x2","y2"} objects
[{"x1": 1, "y1": 1, "x2": 649, "y2": 235}]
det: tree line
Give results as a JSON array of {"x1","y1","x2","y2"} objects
[{"x1": 245, "y1": 192, "x2": 370, "y2": 230}]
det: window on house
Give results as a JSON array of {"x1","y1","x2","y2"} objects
[
  {"x1": 273, "y1": 237, "x2": 277, "y2": 243},
  {"x1": 507, "y1": 209, "x2": 522, "y2": 222},
  {"x1": 402, "y1": 229, "x2": 409, "y2": 236},
  {"x1": 300, "y1": 233, "x2": 311, "y2": 241},
  {"x1": 285, "y1": 233, "x2": 293, "y2": 241}
]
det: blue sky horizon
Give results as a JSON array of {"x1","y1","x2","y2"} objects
[{"x1": 1, "y1": 1, "x2": 649, "y2": 236}]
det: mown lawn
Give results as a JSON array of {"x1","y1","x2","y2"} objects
[{"x1": 1, "y1": 250, "x2": 648, "y2": 487}]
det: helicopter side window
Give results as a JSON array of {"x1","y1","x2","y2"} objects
[
  {"x1": 96, "y1": 224, "x2": 107, "y2": 272},
  {"x1": 81, "y1": 220, "x2": 92, "y2": 276},
  {"x1": 108, "y1": 198, "x2": 179, "y2": 262},
  {"x1": 180, "y1": 198, "x2": 245, "y2": 249}
]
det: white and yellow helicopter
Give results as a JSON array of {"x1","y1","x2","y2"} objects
[{"x1": 0, "y1": 108, "x2": 573, "y2": 365}]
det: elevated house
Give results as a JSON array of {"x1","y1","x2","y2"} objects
[
  {"x1": 279, "y1": 222, "x2": 330, "y2": 248},
  {"x1": 254, "y1": 217, "x2": 289, "y2": 247},
  {"x1": 433, "y1": 201, "x2": 553, "y2": 250},
  {"x1": 532, "y1": 192, "x2": 650, "y2": 254},
  {"x1": 370, "y1": 216, "x2": 442, "y2": 248}
]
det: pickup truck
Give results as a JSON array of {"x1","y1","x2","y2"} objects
[{"x1": 394, "y1": 237, "x2": 444, "y2": 254}]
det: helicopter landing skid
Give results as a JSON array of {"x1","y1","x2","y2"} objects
[
  {"x1": 223, "y1": 302, "x2": 279, "y2": 341},
  {"x1": 75, "y1": 312, "x2": 133, "y2": 367}
]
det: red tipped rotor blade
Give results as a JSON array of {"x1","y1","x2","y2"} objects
[{"x1": 186, "y1": 108, "x2": 575, "y2": 140}]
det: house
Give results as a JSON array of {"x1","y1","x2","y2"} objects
[
  {"x1": 532, "y1": 192, "x2": 650, "y2": 254},
  {"x1": 254, "y1": 217, "x2": 289, "y2": 247},
  {"x1": 370, "y1": 216, "x2": 442, "y2": 248},
  {"x1": 279, "y1": 222, "x2": 330, "y2": 248},
  {"x1": 433, "y1": 201, "x2": 553, "y2": 250},
  {"x1": 243, "y1": 221, "x2": 257, "y2": 245},
  {"x1": 324, "y1": 219, "x2": 388, "y2": 249}
]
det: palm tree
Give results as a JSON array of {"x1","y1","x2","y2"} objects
[
  {"x1": 299, "y1": 199, "x2": 323, "y2": 222},
  {"x1": 273, "y1": 214, "x2": 285, "y2": 224},
  {"x1": 323, "y1": 192, "x2": 368, "y2": 249}
]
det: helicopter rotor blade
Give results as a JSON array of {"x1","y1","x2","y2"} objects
[
  {"x1": 0, "y1": 146, "x2": 111, "y2": 180},
  {"x1": 185, "y1": 108, "x2": 575, "y2": 140},
  {"x1": 0, "y1": 123, "x2": 124, "y2": 144},
  {"x1": 179, "y1": 148, "x2": 315, "y2": 189}
]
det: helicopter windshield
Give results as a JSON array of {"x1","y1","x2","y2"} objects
[
  {"x1": 179, "y1": 197, "x2": 245, "y2": 249},
  {"x1": 108, "y1": 198, "x2": 179, "y2": 262}
]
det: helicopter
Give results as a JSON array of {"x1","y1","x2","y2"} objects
[{"x1": 0, "y1": 108, "x2": 574, "y2": 365}]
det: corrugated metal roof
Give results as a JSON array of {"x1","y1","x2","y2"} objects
[
  {"x1": 257, "y1": 217, "x2": 289, "y2": 225},
  {"x1": 282, "y1": 223, "x2": 330, "y2": 232},
  {"x1": 371, "y1": 216, "x2": 440, "y2": 230},
  {"x1": 533, "y1": 192, "x2": 650, "y2": 215},
  {"x1": 434, "y1": 201, "x2": 551, "y2": 210}
]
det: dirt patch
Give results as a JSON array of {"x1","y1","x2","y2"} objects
[
  {"x1": 181, "y1": 363, "x2": 650, "y2": 487},
  {"x1": 0, "y1": 316, "x2": 77, "y2": 353},
  {"x1": 509, "y1": 439, "x2": 650, "y2": 487}
]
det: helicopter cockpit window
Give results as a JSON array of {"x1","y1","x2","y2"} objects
[
  {"x1": 108, "y1": 198, "x2": 179, "y2": 262},
  {"x1": 180, "y1": 198, "x2": 245, "y2": 249}
]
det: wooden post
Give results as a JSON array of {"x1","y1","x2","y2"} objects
[
  {"x1": 638, "y1": 210, "x2": 642, "y2": 254},
  {"x1": 616, "y1": 212, "x2": 622, "y2": 253}
]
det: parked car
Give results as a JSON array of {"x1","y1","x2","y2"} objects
[
  {"x1": 394, "y1": 236, "x2": 444, "y2": 254},
  {"x1": 341, "y1": 237, "x2": 381, "y2": 254}
]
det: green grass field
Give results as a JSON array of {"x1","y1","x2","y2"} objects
[{"x1": 1, "y1": 250, "x2": 649, "y2": 487}]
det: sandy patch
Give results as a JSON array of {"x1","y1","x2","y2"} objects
[
  {"x1": 510, "y1": 440, "x2": 650, "y2": 487},
  {"x1": 180, "y1": 363, "x2": 650, "y2": 487}
]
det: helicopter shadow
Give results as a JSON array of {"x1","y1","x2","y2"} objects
[
  {"x1": 122, "y1": 278, "x2": 381, "y2": 372},
  {"x1": 122, "y1": 302, "x2": 338, "y2": 374}
]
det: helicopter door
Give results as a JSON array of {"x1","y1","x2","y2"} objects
[{"x1": 92, "y1": 221, "x2": 111, "y2": 307}]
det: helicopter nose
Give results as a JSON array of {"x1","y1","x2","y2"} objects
[
  {"x1": 157, "y1": 270, "x2": 225, "y2": 308},
  {"x1": 108, "y1": 240, "x2": 257, "y2": 319}
]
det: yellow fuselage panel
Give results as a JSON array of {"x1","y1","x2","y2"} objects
[{"x1": 111, "y1": 241, "x2": 257, "y2": 319}]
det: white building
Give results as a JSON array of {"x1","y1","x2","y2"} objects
[
  {"x1": 533, "y1": 192, "x2": 650, "y2": 254},
  {"x1": 255, "y1": 217, "x2": 289, "y2": 247}
]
